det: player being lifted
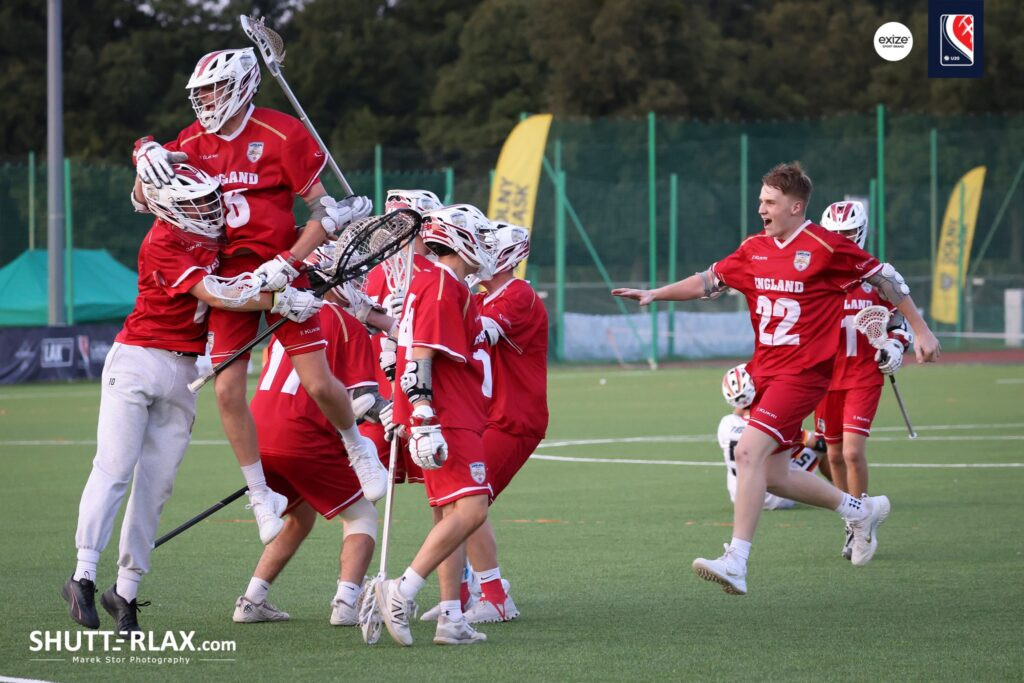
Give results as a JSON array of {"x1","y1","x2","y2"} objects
[
  {"x1": 131, "y1": 48, "x2": 387, "y2": 547},
  {"x1": 375, "y1": 205, "x2": 497, "y2": 646},
  {"x1": 815, "y1": 200, "x2": 912, "y2": 560},
  {"x1": 63, "y1": 166, "x2": 320, "y2": 633},
  {"x1": 613, "y1": 162, "x2": 940, "y2": 595},
  {"x1": 233, "y1": 272, "x2": 392, "y2": 626}
]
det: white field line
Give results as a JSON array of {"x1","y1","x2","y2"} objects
[
  {"x1": 531, "y1": 454, "x2": 1024, "y2": 469},
  {"x1": 995, "y1": 378, "x2": 1024, "y2": 384}
]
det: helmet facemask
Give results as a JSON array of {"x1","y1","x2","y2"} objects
[{"x1": 143, "y1": 164, "x2": 225, "y2": 239}]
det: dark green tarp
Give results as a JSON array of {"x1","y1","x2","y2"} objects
[{"x1": 0, "y1": 249, "x2": 137, "y2": 326}]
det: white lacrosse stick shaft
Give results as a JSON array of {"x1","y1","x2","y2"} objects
[
  {"x1": 240, "y1": 15, "x2": 353, "y2": 196},
  {"x1": 854, "y1": 305, "x2": 917, "y2": 439}
]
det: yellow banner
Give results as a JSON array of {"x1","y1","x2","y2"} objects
[
  {"x1": 931, "y1": 166, "x2": 986, "y2": 324},
  {"x1": 487, "y1": 114, "x2": 552, "y2": 278}
]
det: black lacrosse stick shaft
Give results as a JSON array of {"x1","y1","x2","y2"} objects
[{"x1": 155, "y1": 486, "x2": 248, "y2": 548}]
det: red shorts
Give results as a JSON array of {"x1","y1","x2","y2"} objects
[
  {"x1": 748, "y1": 362, "x2": 831, "y2": 451},
  {"x1": 208, "y1": 253, "x2": 326, "y2": 362},
  {"x1": 261, "y1": 452, "x2": 363, "y2": 519},
  {"x1": 423, "y1": 427, "x2": 491, "y2": 507},
  {"x1": 359, "y1": 421, "x2": 424, "y2": 484},
  {"x1": 813, "y1": 384, "x2": 883, "y2": 442},
  {"x1": 484, "y1": 428, "x2": 541, "y2": 500}
]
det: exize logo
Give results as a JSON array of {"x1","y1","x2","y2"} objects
[
  {"x1": 940, "y1": 14, "x2": 973, "y2": 65},
  {"x1": 873, "y1": 22, "x2": 913, "y2": 62},
  {"x1": 41, "y1": 338, "x2": 74, "y2": 368}
]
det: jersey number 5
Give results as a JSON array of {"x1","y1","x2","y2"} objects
[{"x1": 756, "y1": 296, "x2": 801, "y2": 346}]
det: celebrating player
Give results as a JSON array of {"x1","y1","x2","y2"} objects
[
  {"x1": 63, "y1": 165, "x2": 320, "y2": 633},
  {"x1": 374, "y1": 205, "x2": 497, "y2": 646},
  {"x1": 613, "y1": 162, "x2": 940, "y2": 595},
  {"x1": 131, "y1": 48, "x2": 386, "y2": 546},
  {"x1": 814, "y1": 200, "x2": 912, "y2": 560},
  {"x1": 233, "y1": 279, "x2": 391, "y2": 626}
]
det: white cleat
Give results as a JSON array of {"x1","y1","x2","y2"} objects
[
  {"x1": 420, "y1": 578, "x2": 508, "y2": 621},
  {"x1": 692, "y1": 544, "x2": 747, "y2": 596},
  {"x1": 849, "y1": 495, "x2": 890, "y2": 567},
  {"x1": 841, "y1": 523, "x2": 854, "y2": 561},
  {"x1": 434, "y1": 615, "x2": 487, "y2": 645},
  {"x1": 330, "y1": 596, "x2": 359, "y2": 626},
  {"x1": 375, "y1": 578, "x2": 417, "y2": 646},
  {"x1": 246, "y1": 489, "x2": 288, "y2": 545},
  {"x1": 464, "y1": 594, "x2": 520, "y2": 624},
  {"x1": 233, "y1": 596, "x2": 290, "y2": 623},
  {"x1": 347, "y1": 434, "x2": 389, "y2": 502},
  {"x1": 763, "y1": 494, "x2": 796, "y2": 510}
]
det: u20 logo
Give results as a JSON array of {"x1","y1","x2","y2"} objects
[{"x1": 940, "y1": 14, "x2": 973, "y2": 66}]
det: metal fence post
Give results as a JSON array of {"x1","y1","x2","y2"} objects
[
  {"x1": 64, "y1": 157, "x2": 73, "y2": 325},
  {"x1": 648, "y1": 112, "x2": 658, "y2": 367},
  {"x1": 667, "y1": 173, "x2": 678, "y2": 357},
  {"x1": 28, "y1": 151, "x2": 36, "y2": 250},
  {"x1": 444, "y1": 166, "x2": 454, "y2": 204},
  {"x1": 373, "y1": 143, "x2": 383, "y2": 211},
  {"x1": 876, "y1": 104, "x2": 886, "y2": 262},
  {"x1": 929, "y1": 128, "x2": 937, "y2": 327}
]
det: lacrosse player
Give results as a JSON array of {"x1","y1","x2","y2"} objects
[
  {"x1": 374, "y1": 205, "x2": 496, "y2": 646},
  {"x1": 130, "y1": 48, "x2": 387, "y2": 547},
  {"x1": 613, "y1": 162, "x2": 940, "y2": 595},
  {"x1": 63, "y1": 165, "x2": 321, "y2": 633},
  {"x1": 813, "y1": 201, "x2": 912, "y2": 560},
  {"x1": 235, "y1": 275, "x2": 391, "y2": 626}
]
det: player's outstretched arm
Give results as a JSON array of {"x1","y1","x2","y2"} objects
[
  {"x1": 894, "y1": 295, "x2": 940, "y2": 363},
  {"x1": 612, "y1": 273, "x2": 707, "y2": 306}
]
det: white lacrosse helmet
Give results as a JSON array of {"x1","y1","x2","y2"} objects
[
  {"x1": 142, "y1": 164, "x2": 224, "y2": 239},
  {"x1": 385, "y1": 189, "x2": 443, "y2": 215},
  {"x1": 186, "y1": 49, "x2": 261, "y2": 133},
  {"x1": 421, "y1": 205, "x2": 496, "y2": 279},
  {"x1": 722, "y1": 363, "x2": 756, "y2": 409},
  {"x1": 820, "y1": 200, "x2": 868, "y2": 249},
  {"x1": 488, "y1": 222, "x2": 531, "y2": 274}
]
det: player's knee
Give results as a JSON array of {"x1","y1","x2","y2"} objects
[
  {"x1": 733, "y1": 443, "x2": 765, "y2": 470},
  {"x1": 456, "y1": 496, "x2": 488, "y2": 530},
  {"x1": 843, "y1": 445, "x2": 867, "y2": 466},
  {"x1": 214, "y1": 376, "x2": 247, "y2": 411},
  {"x1": 339, "y1": 497, "x2": 378, "y2": 539}
]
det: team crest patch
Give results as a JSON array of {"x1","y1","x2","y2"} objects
[
  {"x1": 469, "y1": 461, "x2": 486, "y2": 485},
  {"x1": 861, "y1": 282, "x2": 874, "y2": 294},
  {"x1": 793, "y1": 250, "x2": 812, "y2": 272},
  {"x1": 247, "y1": 142, "x2": 264, "y2": 163}
]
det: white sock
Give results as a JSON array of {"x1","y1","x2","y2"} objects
[
  {"x1": 73, "y1": 549, "x2": 100, "y2": 583},
  {"x1": 835, "y1": 493, "x2": 868, "y2": 521},
  {"x1": 335, "y1": 580, "x2": 361, "y2": 605},
  {"x1": 245, "y1": 576, "x2": 271, "y2": 604},
  {"x1": 398, "y1": 568, "x2": 425, "y2": 600},
  {"x1": 116, "y1": 568, "x2": 140, "y2": 602},
  {"x1": 241, "y1": 462, "x2": 268, "y2": 495},
  {"x1": 439, "y1": 600, "x2": 461, "y2": 621},
  {"x1": 729, "y1": 538, "x2": 752, "y2": 567},
  {"x1": 474, "y1": 567, "x2": 502, "y2": 585},
  {"x1": 338, "y1": 424, "x2": 361, "y2": 447}
]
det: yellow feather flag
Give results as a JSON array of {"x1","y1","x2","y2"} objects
[
  {"x1": 931, "y1": 166, "x2": 986, "y2": 325},
  {"x1": 487, "y1": 114, "x2": 553, "y2": 278}
]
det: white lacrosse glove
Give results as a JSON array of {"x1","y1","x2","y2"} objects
[
  {"x1": 382, "y1": 292, "x2": 405, "y2": 319},
  {"x1": 342, "y1": 284, "x2": 384, "y2": 325},
  {"x1": 408, "y1": 404, "x2": 447, "y2": 470},
  {"x1": 875, "y1": 338, "x2": 904, "y2": 375},
  {"x1": 379, "y1": 401, "x2": 395, "y2": 439},
  {"x1": 379, "y1": 337, "x2": 398, "y2": 382},
  {"x1": 321, "y1": 195, "x2": 373, "y2": 238},
  {"x1": 255, "y1": 251, "x2": 303, "y2": 291},
  {"x1": 271, "y1": 286, "x2": 323, "y2": 323},
  {"x1": 480, "y1": 316, "x2": 502, "y2": 346},
  {"x1": 133, "y1": 137, "x2": 187, "y2": 188}
]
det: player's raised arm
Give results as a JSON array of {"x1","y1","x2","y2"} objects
[{"x1": 612, "y1": 271, "x2": 713, "y2": 305}]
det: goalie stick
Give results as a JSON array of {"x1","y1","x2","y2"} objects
[
  {"x1": 187, "y1": 209, "x2": 421, "y2": 393},
  {"x1": 854, "y1": 305, "x2": 918, "y2": 439},
  {"x1": 240, "y1": 14, "x2": 353, "y2": 196}
]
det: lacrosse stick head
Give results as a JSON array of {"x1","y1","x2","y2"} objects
[
  {"x1": 143, "y1": 164, "x2": 225, "y2": 239},
  {"x1": 316, "y1": 210, "x2": 420, "y2": 296},
  {"x1": 239, "y1": 15, "x2": 285, "y2": 75},
  {"x1": 369, "y1": 225, "x2": 412, "y2": 294},
  {"x1": 186, "y1": 48, "x2": 261, "y2": 133},
  {"x1": 201, "y1": 273, "x2": 262, "y2": 308},
  {"x1": 357, "y1": 576, "x2": 383, "y2": 645},
  {"x1": 854, "y1": 305, "x2": 892, "y2": 350}
]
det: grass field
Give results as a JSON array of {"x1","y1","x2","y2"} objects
[{"x1": 1, "y1": 362, "x2": 1022, "y2": 681}]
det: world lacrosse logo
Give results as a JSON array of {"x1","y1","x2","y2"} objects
[{"x1": 940, "y1": 14, "x2": 973, "y2": 66}]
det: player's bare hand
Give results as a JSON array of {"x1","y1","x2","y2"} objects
[
  {"x1": 611, "y1": 288, "x2": 656, "y2": 306},
  {"x1": 914, "y1": 329, "x2": 941, "y2": 363}
]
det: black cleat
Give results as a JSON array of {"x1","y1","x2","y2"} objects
[
  {"x1": 100, "y1": 586, "x2": 149, "y2": 634},
  {"x1": 61, "y1": 576, "x2": 100, "y2": 628}
]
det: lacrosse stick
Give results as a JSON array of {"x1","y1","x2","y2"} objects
[
  {"x1": 188, "y1": 209, "x2": 421, "y2": 393},
  {"x1": 201, "y1": 272, "x2": 263, "y2": 308},
  {"x1": 854, "y1": 305, "x2": 917, "y2": 439},
  {"x1": 240, "y1": 15, "x2": 353, "y2": 196},
  {"x1": 155, "y1": 486, "x2": 247, "y2": 548},
  {"x1": 358, "y1": 239, "x2": 417, "y2": 645}
]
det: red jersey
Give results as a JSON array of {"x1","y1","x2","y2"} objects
[
  {"x1": 713, "y1": 221, "x2": 882, "y2": 378},
  {"x1": 392, "y1": 263, "x2": 488, "y2": 433},
  {"x1": 166, "y1": 106, "x2": 326, "y2": 259},
  {"x1": 829, "y1": 283, "x2": 888, "y2": 390},
  {"x1": 476, "y1": 279, "x2": 549, "y2": 438},
  {"x1": 363, "y1": 253, "x2": 434, "y2": 399},
  {"x1": 115, "y1": 220, "x2": 220, "y2": 354},
  {"x1": 250, "y1": 303, "x2": 377, "y2": 457}
]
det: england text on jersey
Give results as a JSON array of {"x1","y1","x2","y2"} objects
[{"x1": 753, "y1": 277, "x2": 805, "y2": 293}]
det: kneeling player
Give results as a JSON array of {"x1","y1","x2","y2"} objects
[{"x1": 234, "y1": 286, "x2": 390, "y2": 625}]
